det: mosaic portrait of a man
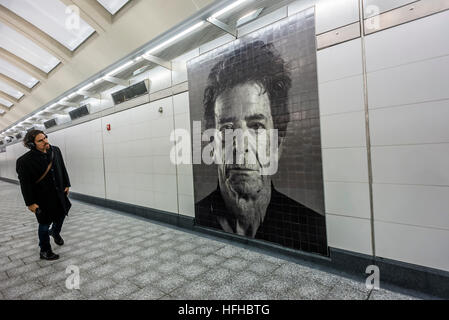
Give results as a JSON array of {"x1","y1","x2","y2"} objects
[{"x1": 187, "y1": 8, "x2": 328, "y2": 255}]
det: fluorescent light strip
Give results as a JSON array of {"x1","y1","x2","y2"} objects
[
  {"x1": 210, "y1": 0, "x2": 250, "y2": 19},
  {"x1": 4, "y1": 19, "x2": 207, "y2": 133},
  {"x1": 145, "y1": 21, "x2": 205, "y2": 56},
  {"x1": 239, "y1": 9, "x2": 258, "y2": 20},
  {"x1": 105, "y1": 60, "x2": 134, "y2": 78}
]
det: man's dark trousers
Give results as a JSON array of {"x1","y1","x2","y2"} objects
[{"x1": 38, "y1": 215, "x2": 65, "y2": 252}]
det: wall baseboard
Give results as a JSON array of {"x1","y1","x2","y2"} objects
[{"x1": 1, "y1": 177, "x2": 447, "y2": 299}]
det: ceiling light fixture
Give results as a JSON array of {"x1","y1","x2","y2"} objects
[
  {"x1": 105, "y1": 60, "x2": 135, "y2": 78},
  {"x1": 210, "y1": 0, "x2": 251, "y2": 19},
  {"x1": 236, "y1": 7, "x2": 263, "y2": 27},
  {"x1": 144, "y1": 21, "x2": 205, "y2": 56}
]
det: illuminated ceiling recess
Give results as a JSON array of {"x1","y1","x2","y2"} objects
[
  {"x1": 97, "y1": 0, "x2": 130, "y2": 15},
  {"x1": 0, "y1": 0, "x2": 95, "y2": 51},
  {"x1": 1, "y1": 0, "x2": 286, "y2": 138},
  {"x1": 0, "y1": 22, "x2": 61, "y2": 73},
  {"x1": 0, "y1": 0, "x2": 131, "y2": 124}
]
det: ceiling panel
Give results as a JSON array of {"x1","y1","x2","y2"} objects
[
  {"x1": 97, "y1": 0, "x2": 130, "y2": 15},
  {"x1": 0, "y1": 22, "x2": 60, "y2": 73},
  {"x1": 0, "y1": 0, "x2": 96, "y2": 51},
  {"x1": 0, "y1": 57, "x2": 39, "y2": 88},
  {"x1": 0, "y1": 81, "x2": 23, "y2": 99},
  {"x1": 0, "y1": 96, "x2": 13, "y2": 107}
]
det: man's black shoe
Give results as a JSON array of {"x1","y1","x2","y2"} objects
[
  {"x1": 40, "y1": 250, "x2": 59, "y2": 260},
  {"x1": 49, "y1": 229, "x2": 64, "y2": 246}
]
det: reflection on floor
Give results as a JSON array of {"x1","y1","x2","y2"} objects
[{"x1": 0, "y1": 181, "x2": 426, "y2": 300}]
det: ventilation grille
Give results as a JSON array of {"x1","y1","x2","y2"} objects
[
  {"x1": 44, "y1": 119, "x2": 57, "y2": 129},
  {"x1": 69, "y1": 105, "x2": 90, "y2": 121},
  {"x1": 112, "y1": 80, "x2": 148, "y2": 105}
]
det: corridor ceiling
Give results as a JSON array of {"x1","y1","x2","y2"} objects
[
  {"x1": 0, "y1": 0, "x2": 297, "y2": 139},
  {"x1": 0, "y1": 0, "x2": 213, "y2": 130}
]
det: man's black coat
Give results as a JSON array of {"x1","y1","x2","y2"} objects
[{"x1": 16, "y1": 145, "x2": 71, "y2": 224}]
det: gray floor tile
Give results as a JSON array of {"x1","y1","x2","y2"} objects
[
  {"x1": 199, "y1": 255, "x2": 226, "y2": 267},
  {"x1": 153, "y1": 274, "x2": 188, "y2": 294},
  {"x1": 170, "y1": 280, "x2": 215, "y2": 300},
  {"x1": 221, "y1": 257, "x2": 250, "y2": 272},
  {"x1": 100, "y1": 281, "x2": 140, "y2": 300},
  {"x1": 369, "y1": 289, "x2": 420, "y2": 300},
  {"x1": 128, "y1": 286, "x2": 166, "y2": 300},
  {"x1": 211, "y1": 268, "x2": 244, "y2": 285},
  {"x1": 79, "y1": 278, "x2": 117, "y2": 297},
  {"x1": 287, "y1": 277, "x2": 333, "y2": 300},
  {"x1": 130, "y1": 271, "x2": 161, "y2": 287},
  {"x1": 325, "y1": 283, "x2": 370, "y2": 300},
  {"x1": 0, "y1": 181, "x2": 422, "y2": 301},
  {"x1": 2, "y1": 280, "x2": 43, "y2": 299}
]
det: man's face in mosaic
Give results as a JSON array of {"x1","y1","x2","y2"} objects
[{"x1": 214, "y1": 81, "x2": 279, "y2": 203}]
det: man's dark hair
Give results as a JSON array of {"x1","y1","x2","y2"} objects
[
  {"x1": 23, "y1": 129, "x2": 45, "y2": 149},
  {"x1": 203, "y1": 40, "x2": 292, "y2": 138}
]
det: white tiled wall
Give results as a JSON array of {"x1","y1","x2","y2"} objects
[
  {"x1": 3, "y1": 142, "x2": 27, "y2": 180},
  {"x1": 102, "y1": 97, "x2": 179, "y2": 213},
  {"x1": 375, "y1": 221, "x2": 449, "y2": 272},
  {"x1": 64, "y1": 118, "x2": 106, "y2": 199},
  {"x1": 318, "y1": 75, "x2": 365, "y2": 116},
  {"x1": 47, "y1": 130, "x2": 67, "y2": 166},
  {"x1": 173, "y1": 92, "x2": 195, "y2": 217},
  {"x1": 363, "y1": 0, "x2": 417, "y2": 18},
  {"x1": 317, "y1": 39, "x2": 363, "y2": 83},
  {"x1": 0, "y1": 152, "x2": 5, "y2": 178},
  {"x1": 172, "y1": 49, "x2": 200, "y2": 85},
  {"x1": 367, "y1": 55, "x2": 449, "y2": 109},
  {"x1": 315, "y1": 0, "x2": 360, "y2": 34},
  {"x1": 365, "y1": 10, "x2": 449, "y2": 72},
  {"x1": 366, "y1": 11, "x2": 449, "y2": 271},
  {"x1": 317, "y1": 37, "x2": 372, "y2": 255},
  {"x1": 326, "y1": 214, "x2": 372, "y2": 255}
]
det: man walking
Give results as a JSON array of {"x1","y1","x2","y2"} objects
[{"x1": 16, "y1": 130, "x2": 71, "y2": 260}]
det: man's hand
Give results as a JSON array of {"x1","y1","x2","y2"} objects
[
  {"x1": 28, "y1": 204, "x2": 39, "y2": 213},
  {"x1": 64, "y1": 187, "x2": 70, "y2": 195}
]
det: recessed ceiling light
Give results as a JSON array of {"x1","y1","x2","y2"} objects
[
  {"x1": 236, "y1": 7, "x2": 264, "y2": 27},
  {"x1": 210, "y1": 0, "x2": 251, "y2": 19}
]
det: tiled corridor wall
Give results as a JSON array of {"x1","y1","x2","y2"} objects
[
  {"x1": 1, "y1": 0, "x2": 448, "y2": 272},
  {"x1": 318, "y1": 38, "x2": 372, "y2": 256},
  {"x1": 63, "y1": 119, "x2": 105, "y2": 199},
  {"x1": 366, "y1": 9, "x2": 449, "y2": 272}
]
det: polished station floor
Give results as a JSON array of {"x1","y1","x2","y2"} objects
[{"x1": 0, "y1": 181, "x2": 423, "y2": 300}]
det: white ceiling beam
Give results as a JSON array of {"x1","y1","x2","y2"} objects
[
  {"x1": 0, "y1": 103, "x2": 10, "y2": 111},
  {"x1": 143, "y1": 54, "x2": 173, "y2": 70},
  {"x1": 70, "y1": 0, "x2": 113, "y2": 28},
  {"x1": 0, "y1": 4, "x2": 72, "y2": 63},
  {"x1": 0, "y1": 91, "x2": 19, "y2": 104},
  {"x1": 78, "y1": 90, "x2": 101, "y2": 99},
  {"x1": 0, "y1": 48, "x2": 48, "y2": 81},
  {"x1": 206, "y1": 17, "x2": 237, "y2": 37},
  {"x1": 0, "y1": 74, "x2": 32, "y2": 94},
  {"x1": 59, "y1": 0, "x2": 107, "y2": 34}
]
